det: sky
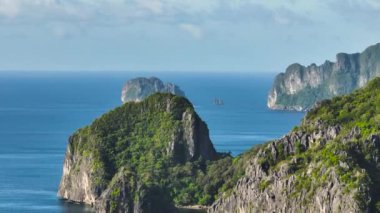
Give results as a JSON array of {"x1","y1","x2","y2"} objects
[{"x1": 0, "y1": 0, "x2": 379, "y2": 73}]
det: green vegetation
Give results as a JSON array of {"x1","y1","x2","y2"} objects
[
  {"x1": 110, "y1": 188, "x2": 121, "y2": 212},
  {"x1": 259, "y1": 78, "x2": 380, "y2": 210},
  {"x1": 305, "y1": 77, "x2": 380, "y2": 138},
  {"x1": 69, "y1": 77, "x2": 380, "y2": 211},
  {"x1": 259, "y1": 179, "x2": 272, "y2": 191},
  {"x1": 69, "y1": 93, "x2": 250, "y2": 208}
]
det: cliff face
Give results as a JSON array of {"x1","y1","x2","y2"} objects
[
  {"x1": 58, "y1": 94, "x2": 218, "y2": 212},
  {"x1": 210, "y1": 78, "x2": 380, "y2": 213},
  {"x1": 58, "y1": 137, "x2": 97, "y2": 205},
  {"x1": 268, "y1": 43, "x2": 380, "y2": 111},
  {"x1": 209, "y1": 124, "x2": 367, "y2": 213},
  {"x1": 121, "y1": 77, "x2": 185, "y2": 103}
]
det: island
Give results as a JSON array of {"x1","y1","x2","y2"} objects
[
  {"x1": 58, "y1": 93, "x2": 245, "y2": 212},
  {"x1": 121, "y1": 77, "x2": 185, "y2": 103},
  {"x1": 268, "y1": 43, "x2": 380, "y2": 111}
]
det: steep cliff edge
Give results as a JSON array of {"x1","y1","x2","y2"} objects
[
  {"x1": 268, "y1": 43, "x2": 380, "y2": 111},
  {"x1": 58, "y1": 93, "x2": 230, "y2": 212},
  {"x1": 210, "y1": 78, "x2": 380, "y2": 212},
  {"x1": 121, "y1": 77, "x2": 185, "y2": 103}
]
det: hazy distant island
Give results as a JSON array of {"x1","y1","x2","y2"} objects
[
  {"x1": 268, "y1": 43, "x2": 380, "y2": 111},
  {"x1": 59, "y1": 77, "x2": 380, "y2": 212},
  {"x1": 121, "y1": 77, "x2": 185, "y2": 103}
]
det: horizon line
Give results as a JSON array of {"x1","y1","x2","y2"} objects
[{"x1": 0, "y1": 70, "x2": 279, "y2": 74}]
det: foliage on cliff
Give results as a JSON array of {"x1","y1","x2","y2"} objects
[
  {"x1": 282, "y1": 78, "x2": 380, "y2": 209},
  {"x1": 306, "y1": 77, "x2": 380, "y2": 136},
  {"x1": 212, "y1": 77, "x2": 380, "y2": 212},
  {"x1": 67, "y1": 93, "x2": 247, "y2": 211},
  {"x1": 303, "y1": 77, "x2": 380, "y2": 211}
]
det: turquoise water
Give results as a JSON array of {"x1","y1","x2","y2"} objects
[{"x1": 0, "y1": 72, "x2": 304, "y2": 212}]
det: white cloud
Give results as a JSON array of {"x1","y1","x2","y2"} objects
[
  {"x1": 366, "y1": 0, "x2": 380, "y2": 9},
  {"x1": 0, "y1": 0, "x2": 126, "y2": 21},
  {"x1": 0, "y1": 0, "x2": 20, "y2": 18},
  {"x1": 179, "y1": 23, "x2": 203, "y2": 39},
  {"x1": 0, "y1": 0, "x2": 378, "y2": 34},
  {"x1": 0, "y1": 0, "x2": 380, "y2": 72},
  {"x1": 0, "y1": 0, "x2": 321, "y2": 20},
  {"x1": 136, "y1": 0, "x2": 163, "y2": 14}
]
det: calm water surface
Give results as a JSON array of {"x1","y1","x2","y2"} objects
[{"x1": 0, "y1": 72, "x2": 304, "y2": 212}]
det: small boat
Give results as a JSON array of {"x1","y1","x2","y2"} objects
[{"x1": 213, "y1": 98, "x2": 224, "y2": 106}]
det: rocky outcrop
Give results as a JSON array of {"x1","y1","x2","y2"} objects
[
  {"x1": 94, "y1": 168, "x2": 178, "y2": 213},
  {"x1": 58, "y1": 94, "x2": 217, "y2": 213},
  {"x1": 170, "y1": 109, "x2": 218, "y2": 163},
  {"x1": 268, "y1": 43, "x2": 380, "y2": 111},
  {"x1": 58, "y1": 138, "x2": 97, "y2": 205},
  {"x1": 209, "y1": 122, "x2": 368, "y2": 213},
  {"x1": 121, "y1": 77, "x2": 185, "y2": 103}
]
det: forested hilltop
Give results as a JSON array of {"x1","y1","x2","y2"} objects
[{"x1": 58, "y1": 93, "x2": 250, "y2": 212}]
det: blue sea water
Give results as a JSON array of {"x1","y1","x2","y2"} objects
[{"x1": 0, "y1": 72, "x2": 304, "y2": 212}]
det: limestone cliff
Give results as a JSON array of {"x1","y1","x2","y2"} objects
[
  {"x1": 210, "y1": 78, "x2": 380, "y2": 212},
  {"x1": 268, "y1": 43, "x2": 380, "y2": 111},
  {"x1": 209, "y1": 123, "x2": 368, "y2": 213},
  {"x1": 58, "y1": 93, "x2": 218, "y2": 212},
  {"x1": 121, "y1": 77, "x2": 185, "y2": 103}
]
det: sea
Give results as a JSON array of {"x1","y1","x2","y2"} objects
[{"x1": 0, "y1": 72, "x2": 304, "y2": 212}]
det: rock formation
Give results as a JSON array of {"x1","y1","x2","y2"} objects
[
  {"x1": 268, "y1": 43, "x2": 380, "y2": 111},
  {"x1": 121, "y1": 77, "x2": 185, "y2": 103},
  {"x1": 58, "y1": 93, "x2": 218, "y2": 213}
]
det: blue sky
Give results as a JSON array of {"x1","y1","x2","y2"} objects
[{"x1": 0, "y1": 0, "x2": 379, "y2": 72}]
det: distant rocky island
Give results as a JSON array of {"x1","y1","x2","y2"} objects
[
  {"x1": 121, "y1": 77, "x2": 185, "y2": 103},
  {"x1": 268, "y1": 43, "x2": 380, "y2": 111}
]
